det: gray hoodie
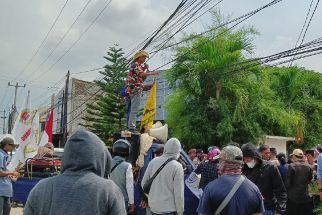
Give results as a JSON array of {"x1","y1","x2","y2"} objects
[
  {"x1": 24, "y1": 129, "x2": 126, "y2": 215},
  {"x1": 141, "y1": 138, "x2": 184, "y2": 215}
]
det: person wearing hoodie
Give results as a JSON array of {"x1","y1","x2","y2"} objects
[
  {"x1": 241, "y1": 143, "x2": 287, "y2": 215},
  {"x1": 24, "y1": 129, "x2": 127, "y2": 215},
  {"x1": 141, "y1": 138, "x2": 184, "y2": 215},
  {"x1": 110, "y1": 139, "x2": 135, "y2": 214}
]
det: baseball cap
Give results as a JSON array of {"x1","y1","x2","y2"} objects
[
  {"x1": 220, "y1": 145, "x2": 243, "y2": 164},
  {"x1": 293, "y1": 149, "x2": 304, "y2": 157},
  {"x1": 0, "y1": 137, "x2": 16, "y2": 147}
]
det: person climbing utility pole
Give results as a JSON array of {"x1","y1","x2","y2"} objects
[{"x1": 126, "y1": 50, "x2": 158, "y2": 132}]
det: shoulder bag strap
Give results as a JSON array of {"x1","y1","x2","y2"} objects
[
  {"x1": 149, "y1": 158, "x2": 174, "y2": 182},
  {"x1": 214, "y1": 175, "x2": 245, "y2": 215},
  {"x1": 111, "y1": 160, "x2": 125, "y2": 173}
]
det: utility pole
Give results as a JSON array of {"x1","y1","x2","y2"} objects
[
  {"x1": 8, "y1": 82, "x2": 26, "y2": 111},
  {"x1": 7, "y1": 82, "x2": 26, "y2": 133},
  {"x1": 0, "y1": 110, "x2": 7, "y2": 134},
  {"x1": 61, "y1": 71, "x2": 70, "y2": 147}
]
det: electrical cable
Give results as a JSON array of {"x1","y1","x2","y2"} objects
[
  {"x1": 23, "y1": 0, "x2": 93, "y2": 81},
  {"x1": 16, "y1": 0, "x2": 70, "y2": 80},
  {"x1": 289, "y1": 0, "x2": 320, "y2": 66},
  {"x1": 30, "y1": 0, "x2": 113, "y2": 82}
]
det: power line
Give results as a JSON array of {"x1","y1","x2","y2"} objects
[
  {"x1": 25, "y1": 0, "x2": 287, "y2": 131},
  {"x1": 23, "y1": 0, "x2": 93, "y2": 81},
  {"x1": 152, "y1": 0, "x2": 283, "y2": 71},
  {"x1": 16, "y1": 0, "x2": 70, "y2": 80},
  {"x1": 149, "y1": 0, "x2": 223, "y2": 60},
  {"x1": 289, "y1": 0, "x2": 320, "y2": 66},
  {"x1": 149, "y1": 0, "x2": 219, "y2": 52},
  {"x1": 31, "y1": 0, "x2": 113, "y2": 82}
]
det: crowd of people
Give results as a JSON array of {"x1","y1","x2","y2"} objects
[
  {"x1": 1, "y1": 129, "x2": 322, "y2": 215},
  {"x1": 0, "y1": 49, "x2": 321, "y2": 215},
  {"x1": 188, "y1": 143, "x2": 320, "y2": 215}
]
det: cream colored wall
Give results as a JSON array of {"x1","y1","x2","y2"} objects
[{"x1": 264, "y1": 138, "x2": 287, "y2": 155}]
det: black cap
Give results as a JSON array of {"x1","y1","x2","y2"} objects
[
  {"x1": 241, "y1": 143, "x2": 261, "y2": 159},
  {"x1": 113, "y1": 139, "x2": 131, "y2": 155}
]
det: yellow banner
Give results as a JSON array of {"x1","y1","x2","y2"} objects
[{"x1": 141, "y1": 81, "x2": 157, "y2": 130}]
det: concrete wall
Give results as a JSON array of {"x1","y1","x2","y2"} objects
[{"x1": 263, "y1": 135, "x2": 295, "y2": 155}]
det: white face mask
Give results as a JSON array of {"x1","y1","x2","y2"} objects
[{"x1": 246, "y1": 159, "x2": 256, "y2": 168}]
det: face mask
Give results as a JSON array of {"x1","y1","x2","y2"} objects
[{"x1": 246, "y1": 159, "x2": 256, "y2": 168}]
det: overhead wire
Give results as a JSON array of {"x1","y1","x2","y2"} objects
[
  {"x1": 289, "y1": 0, "x2": 320, "y2": 66},
  {"x1": 46, "y1": 0, "x2": 197, "y2": 127},
  {"x1": 56, "y1": 0, "x2": 285, "y2": 128},
  {"x1": 30, "y1": 0, "x2": 113, "y2": 83},
  {"x1": 15, "y1": 0, "x2": 70, "y2": 80},
  {"x1": 21, "y1": 0, "x2": 112, "y2": 108},
  {"x1": 152, "y1": 0, "x2": 283, "y2": 71},
  {"x1": 125, "y1": 0, "x2": 200, "y2": 59},
  {"x1": 149, "y1": 0, "x2": 223, "y2": 59},
  {"x1": 23, "y1": 0, "x2": 93, "y2": 81}
]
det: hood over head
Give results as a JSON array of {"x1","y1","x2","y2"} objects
[
  {"x1": 163, "y1": 138, "x2": 181, "y2": 159},
  {"x1": 241, "y1": 143, "x2": 262, "y2": 159},
  {"x1": 61, "y1": 129, "x2": 112, "y2": 177}
]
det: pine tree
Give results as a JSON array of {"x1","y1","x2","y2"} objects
[{"x1": 83, "y1": 45, "x2": 128, "y2": 144}]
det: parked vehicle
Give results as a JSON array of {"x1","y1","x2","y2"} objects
[{"x1": 12, "y1": 148, "x2": 64, "y2": 204}]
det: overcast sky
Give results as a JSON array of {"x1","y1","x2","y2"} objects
[{"x1": 0, "y1": 0, "x2": 321, "y2": 120}]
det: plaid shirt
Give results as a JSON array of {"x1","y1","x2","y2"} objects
[
  {"x1": 194, "y1": 160, "x2": 219, "y2": 190},
  {"x1": 127, "y1": 62, "x2": 144, "y2": 96}
]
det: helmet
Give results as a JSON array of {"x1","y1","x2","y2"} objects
[
  {"x1": 208, "y1": 147, "x2": 221, "y2": 161},
  {"x1": 220, "y1": 145, "x2": 243, "y2": 164},
  {"x1": 113, "y1": 139, "x2": 131, "y2": 156}
]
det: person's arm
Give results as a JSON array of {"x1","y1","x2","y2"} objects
[
  {"x1": 173, "y1": 165, "x2": 184, "y2": 215},
  {"x1": 285, "y1": 164, "x2": 294, "y2": 189},
  {"x1": 108, "y1": 183, "x2": 127, "y2": 215},
  {"x1": 271, "y1": 165, "x2": 287, "y2": 214},
  {"x1": 24, "y1": 185, "x2": 36, "y2": 215},
  {"x1": 197, "y1": 185, "x2": 212, "y2": 215},
  {"x1": 125, "y1": 164, "x2": 135, "y2": 213},
  {"x1": 0, "y1": 159, "x2": 19, "y2": 177},
  {"x1": 317, "y1": 155, "x2": 322, "y2": 182},
  {"x1": 141, "y1": 71, "x2": 159, "y2": 77},
  {"x1": 194, "y1": 163, "x2": 202, "y2": 174},
  {"x1": 0, "y1": 170, "x2": 19, "y2": 177},
  {"x1": 141, "y1": 161, "x2": 152, "y2": 188}
]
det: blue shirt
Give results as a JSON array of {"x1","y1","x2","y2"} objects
[
  {"x1": 0, "y1": 148, "x2": 13, "y2": 197},
  {"x1": 317, "y1": 154, "x2": 322, "y2": 180},
  {"x1": 198, "y1": 175, "x2": 264, "y2": 215}
]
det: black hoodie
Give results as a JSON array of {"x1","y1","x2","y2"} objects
[
  {"x1": 242, "y1": 143, "x2": 287, "y2": 214},
  {"x1": 24, "y1": 129, "x2": 126, "y2": 215}
]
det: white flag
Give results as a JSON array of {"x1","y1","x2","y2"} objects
[{"x1": 8, "y1": 91, "x2": 40, "y2": 171}]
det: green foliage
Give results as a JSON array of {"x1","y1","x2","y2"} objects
[
  {"x1": 165, "y1": 12, "x2": 321, "y2": 149},
  {"x1": 82, "y1": 45, "x2": 128, "y2": 144},
  {"x1": 261, "y1": 66, "x2": 322, "y2": 148}
]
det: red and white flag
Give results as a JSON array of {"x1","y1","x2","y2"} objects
[
  {"x1": 8, "y1": 91, "x2": 40, "y2": 170},
  {"x1": 39, "y1": 110, "x2": 53, "y2": 147}
]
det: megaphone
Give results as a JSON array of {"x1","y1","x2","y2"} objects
[
  {"x1": 149, "y1": 124, "x2": 168, "y2": 143},
  {"x1": 152, "y1": 121, "x2": 163, "y2": 129}
]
